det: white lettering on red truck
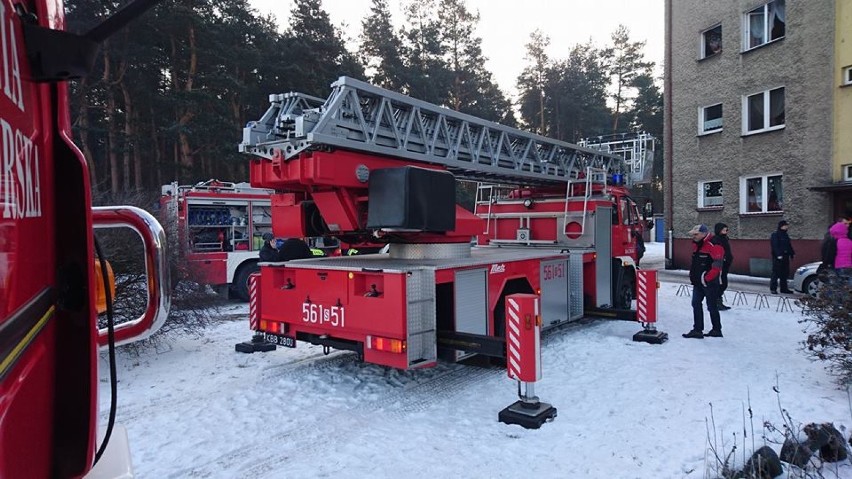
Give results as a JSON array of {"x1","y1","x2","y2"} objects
[
  {"x1": 0, "y1": 2, "x2": 41, "y2": 220},
  {"x1": 2, "y1": 118, "x2": 41, "y2": 219},
  {"x1": 0, "y1": 2, "x2": 24, "y2": 112}
]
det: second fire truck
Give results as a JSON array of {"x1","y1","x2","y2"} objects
[{"x1": 238, "y1": 77, "x2": 654, "y2": 369}]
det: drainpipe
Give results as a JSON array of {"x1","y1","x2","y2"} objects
[{"x1": 663, "y1": 0, "x2": 674, "y2": 269}]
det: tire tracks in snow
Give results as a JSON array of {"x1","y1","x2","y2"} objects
[{"x1": 169, "y1": 360, "x2": 504, "y2": 478}]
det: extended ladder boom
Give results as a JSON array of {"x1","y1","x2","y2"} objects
[{"x1": 240, "y1": 76, "x2": 626, "y2": 186}]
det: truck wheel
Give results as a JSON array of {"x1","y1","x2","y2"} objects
[
  {"x1": 231, "y1": 262, "x2": 260, "y2": 302},
  {"x1": 615, "y1": 271, "x2": 634, "y2": 310}
]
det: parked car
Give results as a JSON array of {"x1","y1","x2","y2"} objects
[{"x1": 792, "y1": 261, "x2": 822, "y2": 297}]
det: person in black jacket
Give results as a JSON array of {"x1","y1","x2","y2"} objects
[
  {"x1": 769, "y1": 220, "x2": 795, "y2": 294},
  {"x1": 258, "y1": 232, "x2": 279, "y2": 262},
  {"x1": 711, "y1": 223, "x2": 733, "y2": 310},
  {"x1": 277, "y1": 238, "x2": 314, "y2": 261}
]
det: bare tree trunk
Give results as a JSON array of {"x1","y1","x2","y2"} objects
[
  {"x1": 612, "y1": 73, "x2": 624, "y2": 133},
  {"x1": 103, "y1": 43, "x2": 120, "y2": 193},
  {"x1": 73, "y1": 77, "x2": 99, "y2": 193},
  {"x1": 172, "y1": 23, "x2": 198, "y2": 173},
  {"x1": 121, "y1": 80, "x2": 133, "y2": 191},
  {"x1": 150, "y1": 109, "x2": 163, "y2": 187}
]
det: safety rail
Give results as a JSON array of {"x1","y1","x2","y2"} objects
[
  {"x1": 562, "y1": 167, "x2": 609, "y2": 238},
  {"x1": 474, "y1": 166, "x2": 610, "y2": 241},
  {"x1": 240, "y1": 76, "x2": 626, "y2": 186}
]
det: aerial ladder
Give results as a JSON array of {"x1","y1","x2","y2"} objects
[{"x1": 237, "y1": 76, "x2": 658, "y2": 370}]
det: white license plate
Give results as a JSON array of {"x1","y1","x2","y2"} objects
[{"x1": 264, "y1": 333, "x2": 295, "y2": 348}]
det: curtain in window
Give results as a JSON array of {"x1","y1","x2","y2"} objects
[
  {"x1": 749, "y1": 10, "x2": 765, "y2": 47},
  {"x1": 771, "y1": 0, "x2": 785, "y2": 23},
  {"x1": 769, "y1": 0, "x2": 786, "y2": 40},
  {"x1": 746, "y1": 177, "x2": 763, "y2": 212},
  {"x1": 748, "y1": 94, "x2": 764, "y2": 131},
  {"x1": 767, "y1": 175, "x2": 783, "y2": 211},
  {"x1": 769, "y1": 88, "x2": 785, "y2": 127}
]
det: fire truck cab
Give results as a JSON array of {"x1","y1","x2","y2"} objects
[{"x1": 0, "y1": 0, "x2": 169, "y2": 477}]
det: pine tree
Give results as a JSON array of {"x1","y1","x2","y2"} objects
[
  {"x1": 284, "y1": 0, "x2": 364, "y2": 97},
  {"x1": 434, "y1": 0, "x2": 512, "y2": 122},
  {"x1": 606, "y1": 25, "x2": 653, "y2": 133},
  {"x1": 517, "y1": 30, "x2": 550, "y2": 134},
  {"x1": 359, "y1": 0, "x2": 407, "y2": 91}
]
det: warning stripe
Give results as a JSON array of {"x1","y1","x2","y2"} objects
[
  {"x1": 248, "y1": 273, "x2": 259, "y2": 330},
  {"x1": 507, "y1": 298, "x2": 521, "y2": 379}
]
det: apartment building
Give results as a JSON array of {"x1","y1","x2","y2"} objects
[{"x1": 664, "y1": 0, "x2": 852, "y2": 275}]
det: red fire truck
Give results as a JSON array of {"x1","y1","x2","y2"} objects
[
  {"x1": 0, "y1": 0, "x2": 168, "y2": 477},
  {"x1": 160, "y1": 179, "x2": 343, "y2": 300},
  {"x1": 160, "y1": 179, "x2": 275, "y2": 301},
  {"x1": 237, "y1": 77, "x2": 658, "y2": 369}
]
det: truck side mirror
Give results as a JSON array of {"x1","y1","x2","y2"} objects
[{"x1": 21, "y1": 0, "x2": 160, "y2": 82}]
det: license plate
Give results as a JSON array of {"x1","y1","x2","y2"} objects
[{"x1": 264, "y1": 333, "x2": 296, "y2": 348}]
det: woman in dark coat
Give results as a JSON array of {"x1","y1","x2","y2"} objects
[{"x1": 711, "y1": 223, "x2": 733, "y2": 310}]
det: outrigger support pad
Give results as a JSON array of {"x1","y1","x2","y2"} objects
[
  {"x1": 498, "y1": 399, "x2": 557, "y2": 430},
  {"x1": 633, "y1": 324, "x2": 668, "y2": 344},
  {"x1": 235, "y1": 333, "x2": 276, "y2": 353}
]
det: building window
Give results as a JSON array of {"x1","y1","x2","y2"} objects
[
  {"x1": 699, "y1": 104, "x2": 723, "y2": 134},
  {"x1": 699, "y1": 180, "x2": 723, "y2": 208},
  {"x1": 742, "y1": 87, "x2": 784, "y2": 134},
  {"x1": 844, "y1": 66, "x2": 852, "y2": 86},
  {"x1": 741, "y1": 174, "x2": 783, "y2": 213},
  {"x1": 701, "y1": 25, "x2": 722, "y2": 59},
  {"x1": 744, "y1": 0, "x2": 785, "y2": 50},
  {"x1": 844, "y1": 164, "x2": 852, "y2": 181}
]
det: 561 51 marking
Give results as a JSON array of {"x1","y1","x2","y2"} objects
[{"x1": 302, "y1": 303, "x2": 345, "y2": 328}]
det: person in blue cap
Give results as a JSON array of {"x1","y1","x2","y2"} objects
[{"x1": 683, "y1": 224, "x2": 725, "y2": 339}]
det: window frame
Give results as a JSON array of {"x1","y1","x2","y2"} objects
[
  {"x1": 739, "y1": 173, "x2": 784, "y2": 214},
  {"x1": 843, "y1": 164, "x2": 852, "y2": 182},
  {"x1": 700, "y1": 24, "x2": 722, "y2": 59},
  {"x1": 698, "y1": 180, "x2": 724, "y2": 209},
  {"x1": 843, "y1": 66, "x2": 852, "y2": 87},
  {"x1": 698, "y1": 103, "x2": 723, "y2": 135},
  {"x1": 742, "y1": 0, "x2": 786, "y2": 52},
  {"x1": 741, "y1": 86, "x2": 785, "y2": 135}
]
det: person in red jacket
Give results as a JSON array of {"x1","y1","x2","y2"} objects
[{"x1": 683, "y1": 224, "x2": 725, "y2": 339}]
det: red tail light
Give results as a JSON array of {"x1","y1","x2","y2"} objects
[{"x1": 368, "y1": 336, "x2": 406, "y2": 354}]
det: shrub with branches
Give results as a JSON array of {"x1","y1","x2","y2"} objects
[
  {"x1": 799, "y1": 275, "x2": 852, "y2": 385},
  {"x1": 93, "y1": 190, "x2": 225, "y2": 354}
]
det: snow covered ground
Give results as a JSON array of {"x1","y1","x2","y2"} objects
[{"x1": 99, "y1": 243, "x2": 852, "y2": 478}]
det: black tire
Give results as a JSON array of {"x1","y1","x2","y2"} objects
[
  {"x1": 231, "y1": 261, "x2": 260, "y2": 302},
  {"x1": 614, "y1": 268, "x2": 635, "y2": 310},
  {"x1": 802, "y1": 275, "x2": 821, "y2": 298}
]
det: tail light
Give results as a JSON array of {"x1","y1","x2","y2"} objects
[{"x1": 367, "y1": 336, "x2": 406, "y2": 354}]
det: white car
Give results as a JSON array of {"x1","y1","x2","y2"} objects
[{"x1": 792, "y1": 261, "x2": 822, "y2": 297}]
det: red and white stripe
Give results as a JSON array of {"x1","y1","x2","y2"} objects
[
  {"x1": 249, "y1": 273, "x2": 260, "y2": 330},
  {"x1": 507, "y1": 297, "x2": 522, "y2": 379},
  {"x1": 635, "y1": 270, "x2": 657, "y2": 324}
]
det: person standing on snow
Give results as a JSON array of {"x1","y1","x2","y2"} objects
[
  {"x1": 769, "y1": 220, "x2": 795, "y2": 294},
  {"x1": 683, "y1": 224, "x2": 724, "y2": 339},
  {"x1": 711, "y1": 223, "x2": 733, "y2": 310},
  {"x1": 829, "y1": 220, "x2": 852, "y2": 287}
]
